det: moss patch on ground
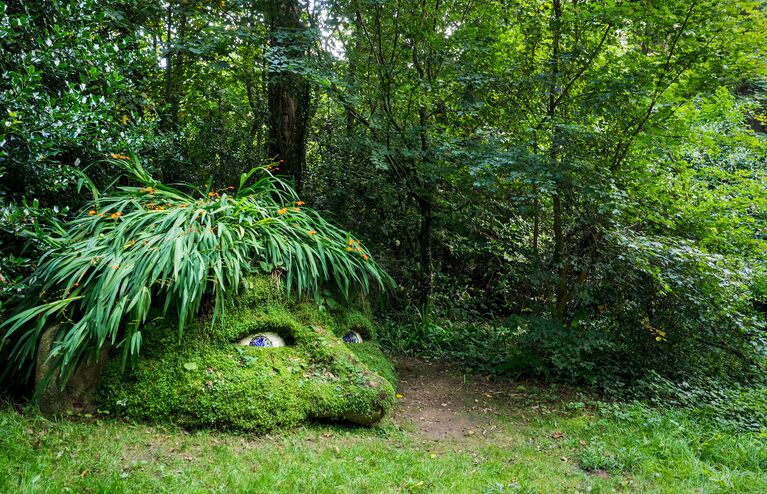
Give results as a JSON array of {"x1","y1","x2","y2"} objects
[{"x1": 98, "y1": 276, "x2": 396, "y2": 432}]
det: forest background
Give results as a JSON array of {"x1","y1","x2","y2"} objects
[{"x1": 2, "y1": 0, "x2": 767, "y2": 421}]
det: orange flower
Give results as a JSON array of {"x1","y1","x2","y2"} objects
[
  {"x1": 88, "y1": 210, "x2": 97, "y2": 216},
  {"x1": 73, "y1": 282, "x2": 79, "y2": 287},
  {"x1": 294, "y1": 201, "x2": 305, "y2": 206},
  {"x1": 111, "y1": 212, "x2": 123, "y2": 219},
  {"x1": 110, "y1": 153, "x2": 130, "y2": 160},
  {"x1": 346, "y1": 247, "x2": 353, "y2": 252},
  {"x1": 277, "y1": 208, "x2": 289, "y2": 215},
  {"x1": 362, "y1": 254, "x2": 369, "y2": 261},
  {"x1": 208, "y1": 191, "x2": 220, "y2": 198},
  {"x1": 307, "y1": 230, "x2": 317, "y2": 236}
]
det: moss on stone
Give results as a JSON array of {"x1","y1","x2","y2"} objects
[
  {"x1": 347, "y1": 342, "x2": 397, "y2": 388},
  {"x1": 97, "y1": 276, "x2": 396, "y2": 432}
]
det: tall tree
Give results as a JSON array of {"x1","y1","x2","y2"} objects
[{"x1": 266, "y1": 0, "x2": 311, "y2": 191}]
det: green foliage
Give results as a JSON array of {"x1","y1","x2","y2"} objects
[
  {"x1": 378, "y1": 307, "x2": 521, "y2": 374},
  {"x1": 0, "y1": 197, "x2": 67, "y2": 318},
  {"x1": 635, "y1": 372, "x2": 767, "y2": 433},
  {"x1": 302, "y1": 0, "x2": 767, "y2": 395},
  {"x1": 2, "y1": 0, "x2": 767, "y2": 414},
  {"x1": 98, "y1": 277, "x2": 395, "y2": 431},
  {"x1": 0, "y1": 0, "x2": 157, "y2": 201},
  {"x1": 1, "y1": 159, "x2": 393, "y2": 386}
]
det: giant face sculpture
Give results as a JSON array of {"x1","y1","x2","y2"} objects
[{"x1": 98, "y1": 277, "x2": 396, "y2": 431}]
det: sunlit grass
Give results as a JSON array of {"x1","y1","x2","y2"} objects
[{"x1": 2, "y1": 396, "x2": 765, "y2": 493}]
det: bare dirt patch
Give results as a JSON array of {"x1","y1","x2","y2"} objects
[{"x1": 392, "y1": 357, "x2": 504, "y2": 440}]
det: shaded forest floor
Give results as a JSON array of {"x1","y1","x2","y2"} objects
[{"x1": 2, "y1": 358, "x2": 766, "y2": 493}]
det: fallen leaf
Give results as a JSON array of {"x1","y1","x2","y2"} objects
[
  {"x1": 80, "y1": 469, "x2": 89, "y2": 478},
  {"x1": 551, "y1": 431, "x2": 565, "y2": 439}
]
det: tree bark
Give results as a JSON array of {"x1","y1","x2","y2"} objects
[
  {"x1": 266, "y1": 0, "x2": 310, "y2": 192},
  {"x1": 416, "y1": 195, "x2": 434, "y2": 307},
  {"x1": 549, "y1": 0, "x2": 568, "y2": 320},
  {"x1": 160, "y1": 0, "x2": 186, "y2": 183}
]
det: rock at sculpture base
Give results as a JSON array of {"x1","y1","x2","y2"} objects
[{"x1": 36, "y1": 325, "x2": 110, "y2": 415}]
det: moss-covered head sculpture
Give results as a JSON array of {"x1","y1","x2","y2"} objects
[
  {"x1": 99, "y1": 276, "x2": 396, "y2": 430},
  {"x1": 1, "y1": 157, "x2": 396, "y2": 429}
]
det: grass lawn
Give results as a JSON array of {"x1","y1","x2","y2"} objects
[{"x1": 1, "y1": 359, "x2": 766, "y2": 493}]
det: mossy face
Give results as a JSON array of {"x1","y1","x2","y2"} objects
[{"x1": 98, "y1": 277, "x2": 396, "y2": 432}]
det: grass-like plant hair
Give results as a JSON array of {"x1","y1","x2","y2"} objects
[{"x1": 1, "y1": 154, "x2": 393, "y2": 386}]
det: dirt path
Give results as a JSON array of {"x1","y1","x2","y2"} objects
[{"x1": 392, "y1": 357, "x2": 505, "y2": 440}]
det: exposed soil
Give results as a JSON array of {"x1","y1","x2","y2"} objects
[{"x1": 392, "y1": 357, "x2": 505, "y2": 440}]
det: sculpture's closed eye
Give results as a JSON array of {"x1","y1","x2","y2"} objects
[
  {"x1": 238, "y1": 332, "x2": 286, "y2": 347},
  {"x1": 343, "y1": 331, "x2": 363, "y2": 344}
]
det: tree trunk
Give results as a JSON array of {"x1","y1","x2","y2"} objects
[
  {"x1": 549, "y1": 0, "x2": 568, "y2": 320},
  {"x1": 266, "y1": 0, "x2": 310, "y2": 193},
  {"x1": 161, "y1": 0, "x2": 186, "y2": 183},
  {"x1": 416, "y1": 195, "x2": 434, "y2": 307}
]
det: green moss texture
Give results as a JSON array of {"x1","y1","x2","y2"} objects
[{"x1": 98, "y1": 276, "x2": 396, "y2": 431}]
